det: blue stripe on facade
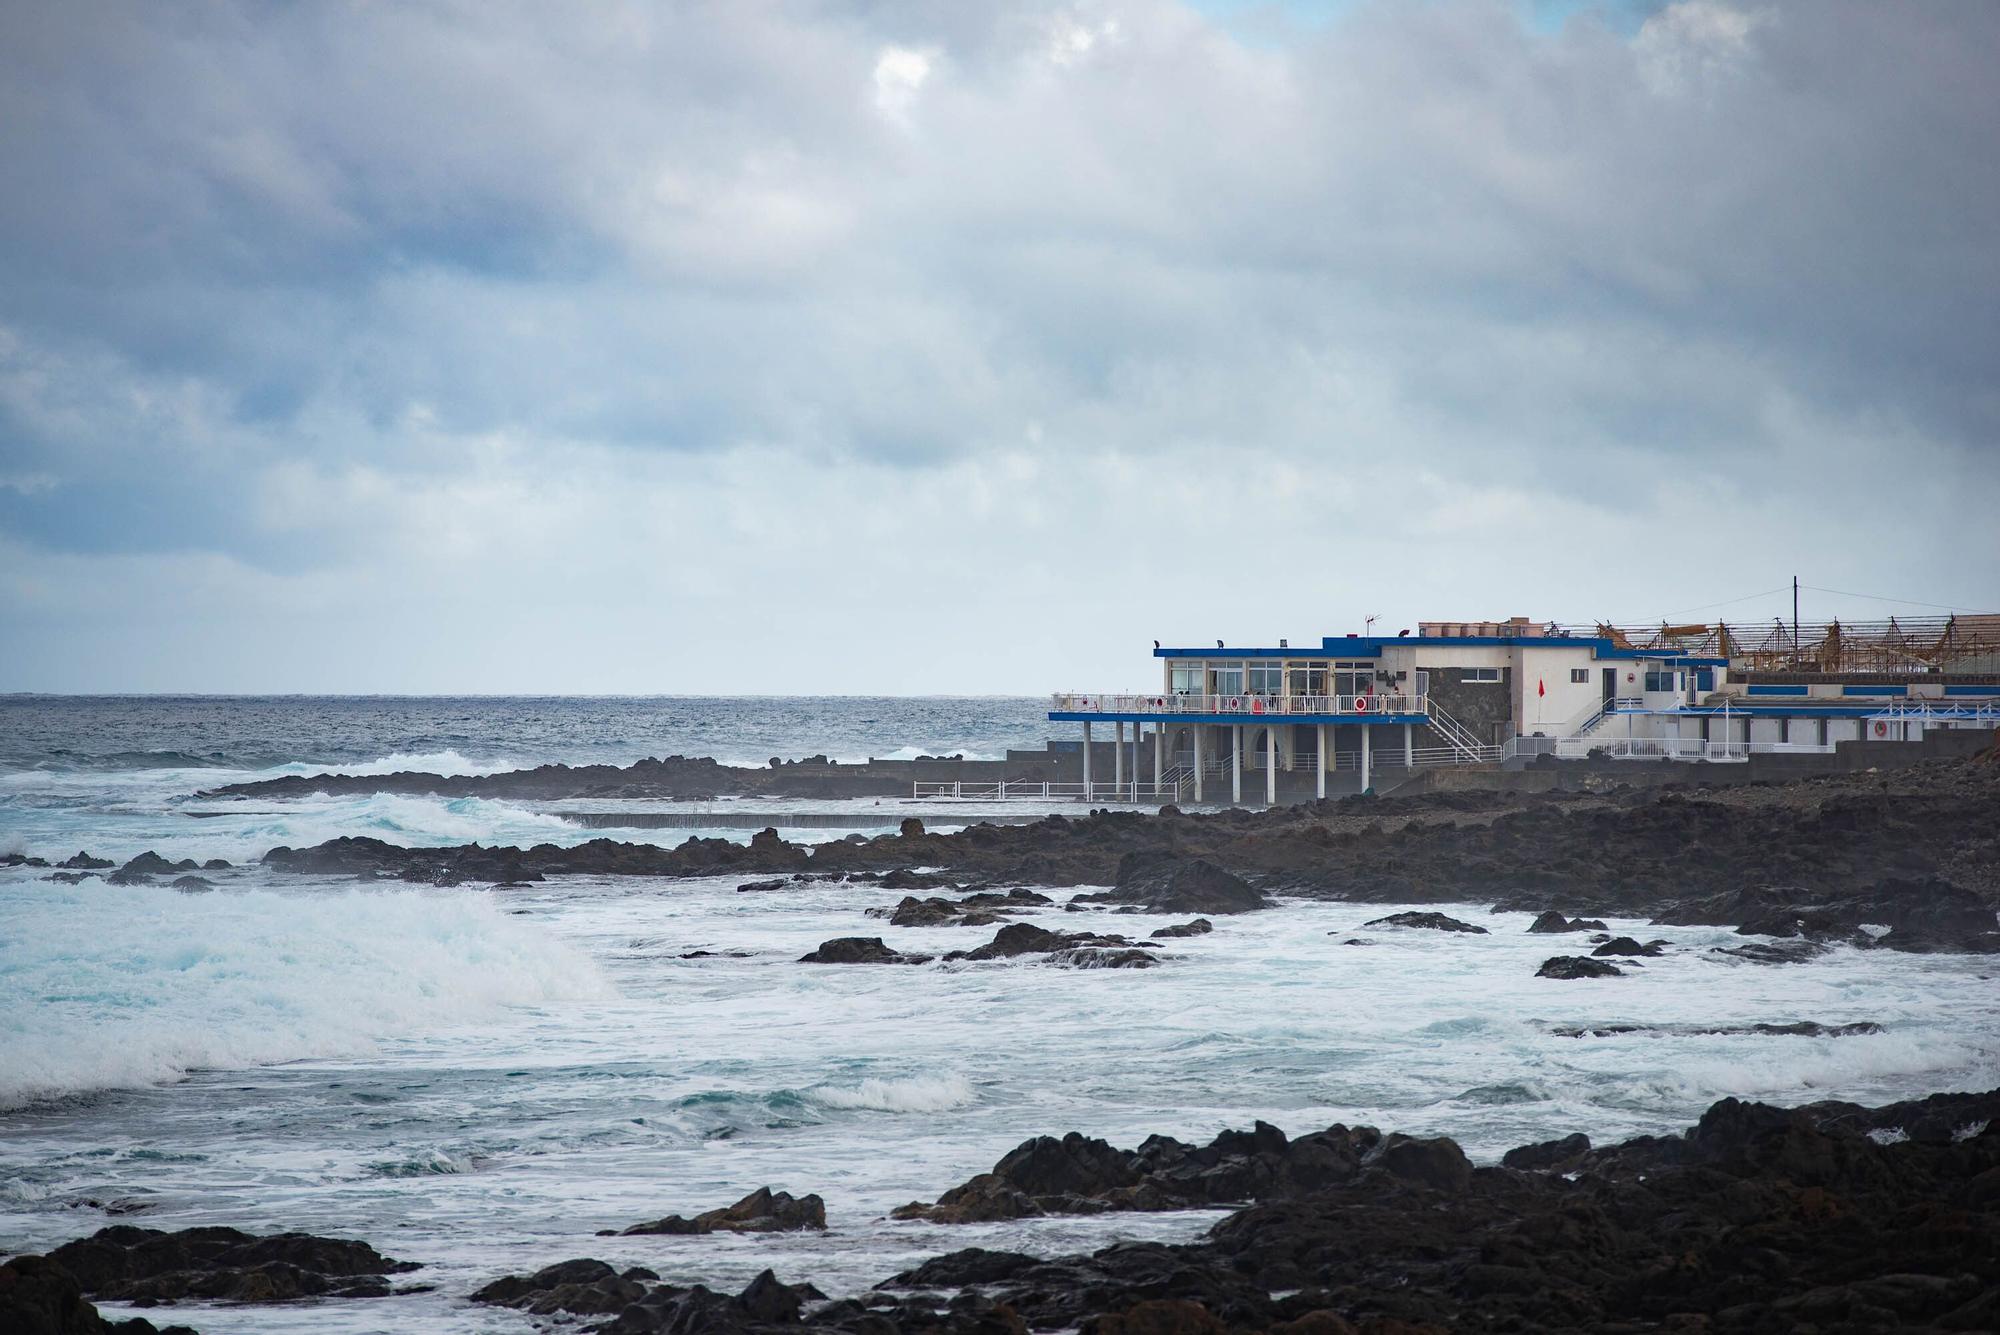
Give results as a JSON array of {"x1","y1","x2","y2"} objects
[
  {"x1": 1944, "y1": 684, "x2": 2000, "y2": 697},
  {"x1": 1841, "y1": 685, "x2": 1908, "y2": 697},
  {"x1": 1746, "y1": 684, "x2": 1808, "y2": 696},
  {"x1": 1048, "y1": 712, "x2": 1430, "y2": 726}
]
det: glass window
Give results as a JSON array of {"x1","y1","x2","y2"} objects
[
  {"x1": 1464, "y1": 667, "x2": 1501, "y2": 683},
  {"x1": 1211, "y1": 663, "x2": 1243, "y2": 696},
  {"x1": 1288, "y1": 663, "x2": 1327, "y2": 697},
  {"x1": 1570, "y1": 668, "x2": 1589, "y2": 684},
  {"x1": 1170, "y1": 663, "x2": 1202, "y2": 694},
  {"x1": 1247, "y1": 664, "x2": 1283, "y2": 695}
]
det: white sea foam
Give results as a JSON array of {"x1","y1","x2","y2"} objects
[
  {"x1": 0, "y1": 881, "x2": 612, "y2": 1109},
  {"x1": 809, "y1": 1073, "x2": 980, "y2": 1113},
  {"x1": 280, "y1": 750, "x2": 522, "y2": 779}
]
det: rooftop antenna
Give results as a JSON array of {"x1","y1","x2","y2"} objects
[{"x1": 1365, "y1": 614, "x2": 1379, "y2": 635}]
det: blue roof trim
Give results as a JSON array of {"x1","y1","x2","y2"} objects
[
  {"x1": 1153, "y1": 634, "x2": 1725, "y2": 666},
  {"x1": 1049, "y1": 711, "x2": 1430, "y2": 726}
]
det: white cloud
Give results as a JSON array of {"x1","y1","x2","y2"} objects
[{"x1": 873, "y1": 44, "x2": 936, "y2": 123}]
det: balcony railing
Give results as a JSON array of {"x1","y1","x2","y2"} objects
[{"x1": 1051, "y1": 692, "x2": 1427, "y2": 717}]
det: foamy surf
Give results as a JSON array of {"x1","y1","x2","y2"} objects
[
  {"x1": 808, "y1": 1073, "x2": 980, "y2": 1113},
  {"x1": 0, "y1": 882, "x2": 612, "y2": 1109}
]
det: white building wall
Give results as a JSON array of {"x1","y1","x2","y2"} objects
[{"x1": 1512, "y1": 645, "x2": 1605, "y2": 737}]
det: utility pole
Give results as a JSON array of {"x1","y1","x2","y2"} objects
[{"x1": 1792, "y1": 575, "x2": 1800, "y2": 661}]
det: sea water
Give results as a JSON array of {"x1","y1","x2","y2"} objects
[{"x1": 2, "y1": 697, "x2": 1996, "y2": 1333}]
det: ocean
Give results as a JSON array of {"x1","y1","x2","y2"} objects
[{"x1": 3, "y1": 696, "x2": 1997, "y2": 1332}]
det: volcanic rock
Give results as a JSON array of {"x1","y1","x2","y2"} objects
[
  {"x1": 0, "y1": 1254, "x2": 197, "y2": 1335},
  {"x1": 1590, "y1": 936, "x2": 1666, "y2": 956},
  {"x1": 471, "y1": 1257, "x2": 657, "y2": 1315},
  {"x1": 1359, "y1": 911, "x2": 1487, "y2": 934},
  {"x1": 1151, "y1": 919, "x2": 1213, "y2": 938},
  {"x1": 45, "y1": 1225, "x2": 416, "y2": 1303},
  {"x1": 1536, "y1": 955, "x2": 1624, "y2": 979},
  {"x1": 944, "y1": 923, "x2": 1156, "y2": 964},
  {"x1": 1072, "y1": 852, "x2": 1270, "y2": 915},
  {"x1": 57, "y1": 853, "x2": 113, "y2": 870},
  {"x1": 1499, "y1": 1131, "x2": 1591, "y2": 1171},
  {"x1": 799, "y1": 937, "x2": 933, "y2": 965},
  {"x1": 611, "y1": 1186, "x2": 826, "y2": 1236},
  {"x1": 1526, "y1": 911, "x2": 1606, "y2": 933},
  {"x1": 892, "y1": 1121, "x2": 1383, "y2": 1223}
]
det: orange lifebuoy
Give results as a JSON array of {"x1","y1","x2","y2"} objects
[
  {"x1": 1873, "y1": 721, "x2": 1888, "y2": 737},
  {"x1": 1354, "y1": 695, "x2": 1370, "y2": 713}
]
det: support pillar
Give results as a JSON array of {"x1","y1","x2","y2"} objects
[
  {"x1": 1231, "y1": 726, "x2": 1243, "y2": 805},
  {"x1": 1193, "y1": 725, "x2": 1206, "y2": 802},
  {"x1": 1082, "y1": 721, "x2": 1093, "y2": 797},
  {"x1": 1316, "y1": 724, "x2": 1328, "y2": 800},
  {"x1": 1114, "y1": 722, "x2": 1125, "y2": 790},
  {"x1": 1404, "y1": 723, "x2": 1414, "y2": 768},
  {"x1": 1361, "y1": 725, "x2": 1372, "y2": 793},
  {"x1": 1154, "y1": 727, "x2": 1164, "y2": 795},
  {"x1": 1265, "y1": 727, "x2": 1277, "y2": 805}
]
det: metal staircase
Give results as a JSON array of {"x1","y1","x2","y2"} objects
[{"x1": 1420, "y1": 701, "x2": 1497, "y2": 764}]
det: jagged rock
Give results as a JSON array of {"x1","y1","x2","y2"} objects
[
  {"x1": 1526, "y1": 910, "x2": 1607, "y2": 933},
  {"x1": 45, "y1": 1225, "x2": 416, "y2": 1303},
  {"x1": 1709, "y1": 939, "x2": 1831, "y2": 965},
  {"x1": 945, "y1": 923, "x2": 1155, "y2": 963},
  {"x1": 1359, "y1": 911, "x2": 1487, "y2": 934},
  {"x1": 736, "y1": 878, "x2": 788, "y2": 893},
  {"x1": 879, "y1": 1248, "x2": 1041, "y2": 1289},
  {"x1": 0, "y1": 1254, "x2": 197, "y2": 1335},
  {"x1": 611, "y1": 1187, "x2": 826, "y2": 1236},
  {"x1": 1536, "y1": 955, "x2": 1624, "y2": 979},
  {"x1": 1, "y1": 852, "x2": 50, "y2": 868},
  {"x1": 1500, "y1": 1131, "x2": 1591, "y2": 1171},
  {"x1": 116, "y1": 853, "x2": 198, "y2": 878},
  {"x1": 1151, "y1": 919, "x2": 1213, "y2": 938},
  {"x1": 471, "y1": 1257, "x2": 656, "y2": 1315},
  {"x1": 892, "y1": 1121, "x2": 1382, "y2": 1224},
  {"x1": 58, "y1": 853, "x2": 113, "y2": 870},
  {"x1": 48, "y1": 872, "x2": 98, "y2": 885},
  {"x1": 799, "y1": 937, "x2": 933, "y2": 965},
  {"x1": 1071, "y1": 852, "x2": 1270, "y2": 915},
  {"x1": 168, "y1": 876, "x2": 214, "y2": 893},
  {"x1": 1590, "y1": 936, "x2": 1666, "y2": 957}
]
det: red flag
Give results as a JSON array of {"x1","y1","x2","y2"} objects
[{"x1": 1537, "y1": 678, "x2": 1545, "y2": 697}]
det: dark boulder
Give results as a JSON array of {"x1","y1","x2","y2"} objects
[
  {"x1": 1360, "y1": 911, "x2": 1487, "y2": 934},
  {"x1": 1072, "y1": 852, "x2": 1270, "y2": 915},
  {"x1": 879, "y1": 1248, "x2": 1041, "y2": 1289},
  {"x1": 1590, "y1": 936, "x2": 1666, "y2": 957},
  {"x1": 45, "y1": 1225, "x2": 415, "y2": 1303},
  {"x1": 1526, "y1": 910, "x2": 1606, "y2": 933},
  {"x1": 58, "y1": 853, "x2": 114, "y2": 870},
  {"x1": 946, "y1": 923, "x2": 1156, "y2": 964},
  {"x1": 0, "y1": 1254, "x2": 196, "y2": 1335},
  {"x1": 168, "y1": 876, "x2": 214, "y2": 893},
  {"x1": 1151, "y1": 918, "x2": 1213, "y2": 938},
  {"x1": 1710, "y1": 939, "x2": 1830, "y2": 965},
  {"x1": 471, "y1": 1257, "x2": 655, "y2": 1315},
  {"x1": 612, "y1": 1186, "x2": 826, "y2": 1236},
  {"x1": 1536, "y1": 955, "x2": 1624, "y2": 979},
  {"x1": 799, "y1": 937, "x2": 933, "y2": 965},
  {"x1": 1500, "y1": 1131, "x2": 1591, "y2": 1171},
  {"x1": 735, "y1": 878, "x2": 788, "y2": 893}
]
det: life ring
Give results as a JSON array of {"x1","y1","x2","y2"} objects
[
  {"x1": 1354, "y1": 695, "x2": 1371, "y2": 714},
  {"x1": 1873, "y1": 720, "x2": 1888, "y2": 737}
]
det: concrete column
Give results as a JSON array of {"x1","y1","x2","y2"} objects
[
  {"x1": 1265, "y1": 727, "x2": 1277, "y2": 805},
  {"x1": 1082, "y1": 721, "x2": 1093, "y2": 797},
  {"x1": 1404, "y1": 723, "x2": 1414, "y2": 768},
  {"x1": 1154, "y1": 726, "x2": 1165, "y2": 791},
  {"x1": 1114, "y1": 722, "x2": 1125, "y2": 789},
  {"x1": 1361, "y1": 725, "x2": 1372, "y2": 793},
  {"x1": 1231, "y1": 726, "x2": 1243, "y2": 804},
  {"x1": 1193, "y1": 724, "x2": 1206, "y2": 802},
  {"x1": 1316, "y1": 724, "x2": 1328, "y2": 800}
]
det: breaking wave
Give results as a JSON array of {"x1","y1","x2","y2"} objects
[
  {"x1": 0, "y1": 881, "x2": 612, "y2": 1109},
  {"x1": 807, "y1": 1073, "x2": 979, "y2": 1113}
]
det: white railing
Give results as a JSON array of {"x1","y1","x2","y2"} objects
[
  {"x1": 912, "y1": 780, "x2": 1180, "y2": 802},
  {"x1": 1868, "y1": 698, "x2": 2000, "y2": 725},
  {"x1": 1418, "y1": 700, "x2": 1492, "y2": 764},
  {"x1": 1052, "y1": 692, "x2": 1426, "y2": 717},
  {"x1": 1504, "y1": 735, "x2": 1838, "y2": 763}
]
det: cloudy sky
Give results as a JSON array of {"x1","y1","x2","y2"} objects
[{"x1": 1, "y1": 0, "x2": 1995, "y2": 693}]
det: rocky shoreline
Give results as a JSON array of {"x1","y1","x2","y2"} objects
[
  {"x1": 9, "y1": 1088, "x2": 1996, "y2": 1333},
  {"x1": 219, "y1": 754, "x2": 2000, "y2": 952}
]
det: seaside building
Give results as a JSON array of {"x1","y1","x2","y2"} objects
[{"x1": 1041, "y1": 614, "x2": 2000, "y2": 804}]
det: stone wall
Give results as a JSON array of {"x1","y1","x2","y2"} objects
[{"x1": 1423, "y1": 666, "x2": 1515, "y2": 745}]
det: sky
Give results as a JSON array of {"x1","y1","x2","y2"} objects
[{"x1": 1, "y1": 0, "x2": 1996, "y2": 694}]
